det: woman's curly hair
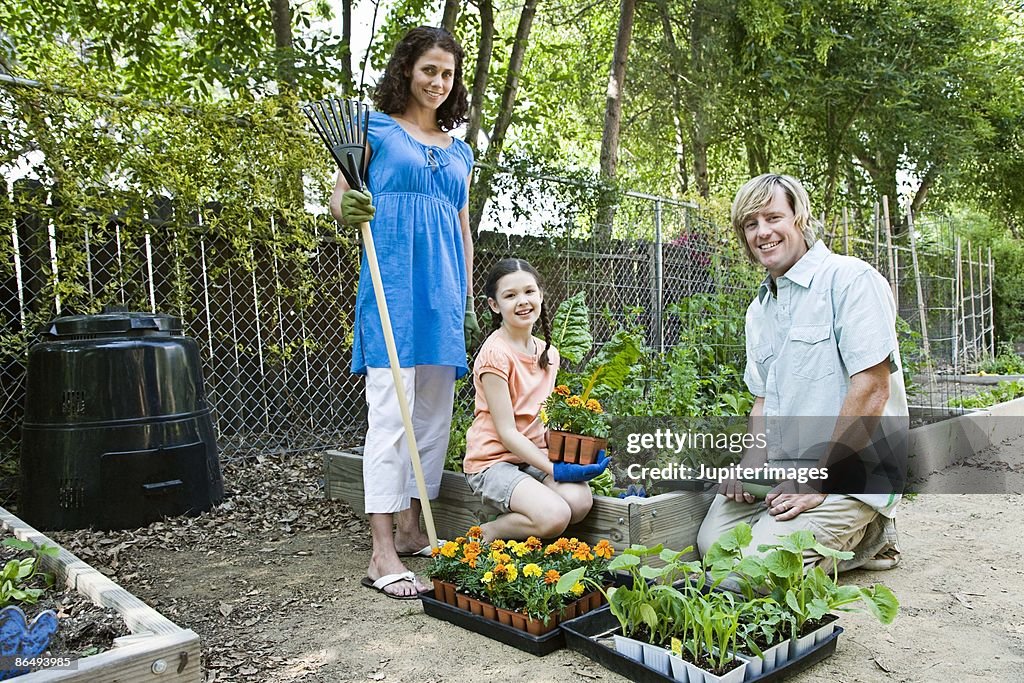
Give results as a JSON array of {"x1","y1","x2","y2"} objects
[{"x1": 372, "y1": 26, "x2": 469, "y2": 132}]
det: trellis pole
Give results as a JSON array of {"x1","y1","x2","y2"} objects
[
  {"x1": 988, "y1": 248, "x2": 996, "y2": 357},
  {"x1": 905, "y1": 205, "x2": 930, "y2": 359},
  {"x1": 842, "y1": 206, "x2": 850, "y2": 255},
  {"x1": 967, "y1": 240, "x2": 978, "y2": 361},
  {"x1": 873, "y1": 202, "x2": 881, "y2": 269},
  {"x1": 882, "y1": 196, "x2": 898, "y2": 309}
]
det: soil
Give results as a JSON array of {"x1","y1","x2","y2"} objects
[{"x1": 41, "y1": 434, "x2": 1024, "y2": 683}]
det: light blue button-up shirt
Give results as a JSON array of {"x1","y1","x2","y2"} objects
[{"x1": 743, "y1": 241, "x2": 908, "y2": 515}]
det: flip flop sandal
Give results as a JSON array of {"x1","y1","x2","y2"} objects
[
  {"x1": 360, "y1": 571, "x2": 423, "y2": 600},
  {"x1": 397, "y1": 541, "x2": 449, "y2": 558}
]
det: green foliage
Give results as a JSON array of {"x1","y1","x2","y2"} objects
[
  {"x1": 0, "y1": 538, "x2": 57, "y2": 608},
  {"x1": 587, "y1": 468, "x2": 615, "y2": 497},
  {"x1": 978, "y1": 342, "x2": 1024, "y2": 375},
  {"x1": 550, "y1": 291, "x2": 593, "y2": 365},
  {"x1": 947, "y1": 380, "x2": 1024, "y2": 409},
  {"x1": 444, "y1": 376, "x2": 475, "y2": 473}
]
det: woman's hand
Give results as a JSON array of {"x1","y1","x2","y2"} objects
[
  {"x1": 341, "y1": 189, "x2": 375, "y2": 225},
  {"x1": 464, "y1": 297, "x2": 481, "y2": 350}
]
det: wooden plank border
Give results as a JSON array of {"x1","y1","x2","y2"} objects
[
  {"x1": 0, "y1": 508, "x2": 201, "y2": 682},
  {"x1": 325, "y1": 449, "x2": 714, "y2": 557}
]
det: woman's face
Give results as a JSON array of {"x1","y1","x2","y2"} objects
[{"x1": 405, "y1": 46, "x2": 456, "y2": 113}]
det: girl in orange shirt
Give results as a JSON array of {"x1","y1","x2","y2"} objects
[{"x1": 464, "y1": 258, "x2": 609, "y2": 542}]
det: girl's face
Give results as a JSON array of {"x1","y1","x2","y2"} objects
[
  {"x1": 488, "y1": 270, "x2": 543, "y2": 333},
  {"x1": 406, "y1": 46, "x2": 456, "y2": 113}
]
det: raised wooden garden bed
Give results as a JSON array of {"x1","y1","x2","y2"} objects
[
  {"x1": 0, "y1": 507, "x2": 201, "y2": 682},
  {"x1": 324, "y1": 448, "x2": 715, "y2": 557}
]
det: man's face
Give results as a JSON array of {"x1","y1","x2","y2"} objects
[{"x1": 743, "y1": 185, "x2": 809, "y2": 280}]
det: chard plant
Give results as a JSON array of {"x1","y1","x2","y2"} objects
[
  {"x1": 736, "y1": 598, "x2": 796, "y2": 656},
  {"x1": 0, "y1": 538, "x2": 58, "y2": 608}
]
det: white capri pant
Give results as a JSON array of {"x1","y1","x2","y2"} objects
[{"x1": 363, "y1": 365, "x2": 456, "y2": 514}]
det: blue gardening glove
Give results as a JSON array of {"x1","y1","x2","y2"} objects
[
  {"x1": 464, "y1": 296, "x2": 482, "y2": 351},
  {"x1": 340, "y1": 189, "x2": 374, "y2": 226},
  {"x1": 553, "y1": 453, "x2": 610, "y2": 483},
  {"x1": 617, "y1": 484, "x2": 647, "y2": 499}
]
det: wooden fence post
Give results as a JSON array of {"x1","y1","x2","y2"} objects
[{"x1": 905, "y1": 206, "x2": 930, "y2": 359}]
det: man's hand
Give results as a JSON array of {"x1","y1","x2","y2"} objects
[
  {"x1": 765, "y1": 480, "x2": 826, "y2": 521},
  {"x1": 464, "y1": 296, "x2": 482, "y2": 350},
  {"x1": 717, "y1": 476, "x2": 756, "y2": 504},
  {"x1": 340, "y1": 189, "x2": 374, "y2": 226}
]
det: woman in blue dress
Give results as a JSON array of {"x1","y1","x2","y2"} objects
[{"x1": 331, "y1": 26, "x2": 479, "y2": 599}]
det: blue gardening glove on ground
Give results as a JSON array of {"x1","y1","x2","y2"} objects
[
  {"x1": 340, "y1": 189, "x2": 374, "y2": 226},
  {"x1": 617, "y1": 483, "x2": 647, "y2": 498},
  {"x1": 553, "y1": 453, "x2": 611, "y2": 483},
  {"x1": 464, "y1": 296, "x2": 482, "y2": 350}
]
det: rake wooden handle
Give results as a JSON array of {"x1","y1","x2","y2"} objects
[{"x1": 358, "y1": 219, "x2": 439, "y2": 550}]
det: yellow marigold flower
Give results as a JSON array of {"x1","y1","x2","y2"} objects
[
  {"x1": 491, "y1": 540, "x2": 506, "y2": 552},
  {"x1": 555, "y1": 385, "x2": 571, "y2": 397},
  {"x1": 506, "y1": 564, "x2": 518, "y2": 581},
  {"x1": 499, "y1": 553, "x2": 511, "y2": 564},
  {"x1": 511, "y1": 541, "x2": 530, "y2": 557},
  {"x1": 523, "y1": 563, "x2": 542, "y2": 578},
  {"x1": 594, "y1": 539, "x2": 614, "y2": 559},
  {"x1": 571, "y1": 582, "x2": 585, "y2": 596},
  {"x1": 440, "y1": 541, "x2": 459, "y2": 558},
  {"x1": 467, "y1": 526, "x2": 483, "y2": 539},
  {"x1": 543, "y1": 569, "x2": 561, "y2": 585},
  {"x1": 567, "y1": 537, "x2": 580, "y2": 551},
  {"x1": 566, "y1": 396, "x2": 583, "y2": 408},
  {"x1": 482, "y1": 571, "x2": 494, "y2": 584},
  {"x1": 540, "y1": 407, "x2": 548, "y2": 424},
  {"x1": 585, "y1": 398, "x2": 602, "y2": 413},
  {"x1": 431, "y1": 547, "x2": 441, "y2": 557},
  {"x1": 524, "y1": 536, "x2": 542, "y2": 551}
]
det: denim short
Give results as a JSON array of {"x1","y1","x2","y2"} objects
[{"x1": 465, "y1": 461, "x2": 548, "y2": 514}]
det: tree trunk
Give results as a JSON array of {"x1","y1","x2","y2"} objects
[
  {"x1": 269, "y1": 0, "x2": 296, "y2": 93},
  {"x1": 468, "y1": 0, "x2": 538, "y2": 236},
  {"x1": 441, "y1": 0, "x2": 461, "y2": 32},
  {"x1": 465, "y1": 0, "x2": 495, "y2": 154},
  {"x1": 910, "y1": 163, "x2": 940, "y2": 216},
  {"x1": 340, "y1": 0, "x2": 353, "y2": 92},
  {"x1": 655, "y1": 0, "x2": 688, "y2": 195},
  {"x1": 687, "y1": 0, "x2": 710, "y2": 198},
  {"x1": 596, "y1": 0, "x2": 637, "y2": 241}
]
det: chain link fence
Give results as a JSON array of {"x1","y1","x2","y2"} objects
[{"x1": 0, "y1": 82, "x2": 996, "y2": 506}]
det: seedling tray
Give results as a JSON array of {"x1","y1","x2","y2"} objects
[
  {"x1": 559, "y1": 605, "x2": 842, "y2": 683},
  {"x1": 419, "y1": 590, "x2": 565, "y2": 656}
]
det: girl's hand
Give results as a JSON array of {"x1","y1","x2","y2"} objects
[{"x1": 552, "y1": 453, "x2": 610, "y2": 483}]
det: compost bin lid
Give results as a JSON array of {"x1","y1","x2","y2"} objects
[{"x1": 41, "y1": 312, "x2": 183, "y2": 338}]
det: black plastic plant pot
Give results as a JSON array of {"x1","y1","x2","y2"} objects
[
  {"x1": 558, "y1": 604, "x2": 843, "y2": 683},
  {"x1": 419, "y1": 590, "x2": 566, "y2": 656}
]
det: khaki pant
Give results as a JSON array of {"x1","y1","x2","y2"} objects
[{"x1": 697, "y1": 494, "x2": 878, "y2": 569}]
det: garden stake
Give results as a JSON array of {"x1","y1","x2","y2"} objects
[{"x1": 302, "y1": 97, "x2": 440, "y2": 551}]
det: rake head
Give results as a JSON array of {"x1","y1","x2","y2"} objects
[{"x1": 301, "y1": 97, "x2": 371, "y2": 192}]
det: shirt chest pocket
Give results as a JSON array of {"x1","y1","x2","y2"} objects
[{"x1": 789, "y1": 324, "x2": 835, "y2": 380}]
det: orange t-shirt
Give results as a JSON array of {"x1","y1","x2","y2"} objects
[{"x1": 462, "y1": 332, "x2": 560, "y2": 474}]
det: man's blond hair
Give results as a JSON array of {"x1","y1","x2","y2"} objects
[{"x1": 731, "y1": 174, "x2": 819, "y2": 264}]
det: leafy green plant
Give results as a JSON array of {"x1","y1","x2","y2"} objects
[
  {"x1": 0, "y1": 538, "x2": 58, "y2": 608},
  {"x1": 757, "y1": 530, "x2": 899, "y2": 638},
  {"x1": 735, "y1": 598, "x2": 796, "y2": 657},
  {"x1": 947, "y1": 379, "x2": 1024, "y2": 409},
  {"x1": 977, "y1": 342, "x2": 1024, "y2": 375},
  {"x1": 588, "y1": 468, "x2": 615, "y2": 497},
  {"x1": 444, "y1": 376, "x2": 474, "y2": 473}
]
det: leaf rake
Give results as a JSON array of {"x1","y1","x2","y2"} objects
[{"x1": 301, "y1": 97, "x2": 370, "y2": 192}]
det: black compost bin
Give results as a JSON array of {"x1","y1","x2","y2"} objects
[{"x1": 19, "y1": 312, "x2": 224, "y2": 530}]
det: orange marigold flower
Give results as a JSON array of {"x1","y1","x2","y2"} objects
[
  {"x1": 464, "y1": 541, "x2": 482, "y2": 555},
  {"x1": 467, "y1": 526, "x2": 484, "y2": 539},
  {"x1": 493, "y1": 564, "x2": 509, "y2": 579},
  {"x1": 544, "y1": 544, "x2": 560, "y2": 555},
  {"x1": 490, "y1": 540, "x2": 506, "y2": 552},
  {"x1": 567, "y1": 537, "x2": 580, "y2": 551},
  {"x1": 555, "y1": 538, "x2": 571, "y2": 550},
  {"x1": 585, "y1": 398, "x2": 603, "y2": 413},
  {"x1": 555, "y1": 385, "x2": 571, "y2": 397},
  {"x1": 524, "y1": 536, "x2": 543, "y2": 551},
  {"x1": 543, "y1": 569, "x2": 561, "y2": 585},
  {"x1": 572, "y1": 542, "x2": 594, "y2": 561},
  {"x1": 594, "y1": 539, "x2": 614, "y2": 559},
  {"x1": 454, "y1": 536, "x2": 467, "y2": 545},
  {"x1": 566, "y1": 396, "x2": 583, "y2": 408}
]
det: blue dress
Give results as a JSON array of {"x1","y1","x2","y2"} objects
[{"x1": 352, "y1": 111, "x2": 474, "y2": 377}]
